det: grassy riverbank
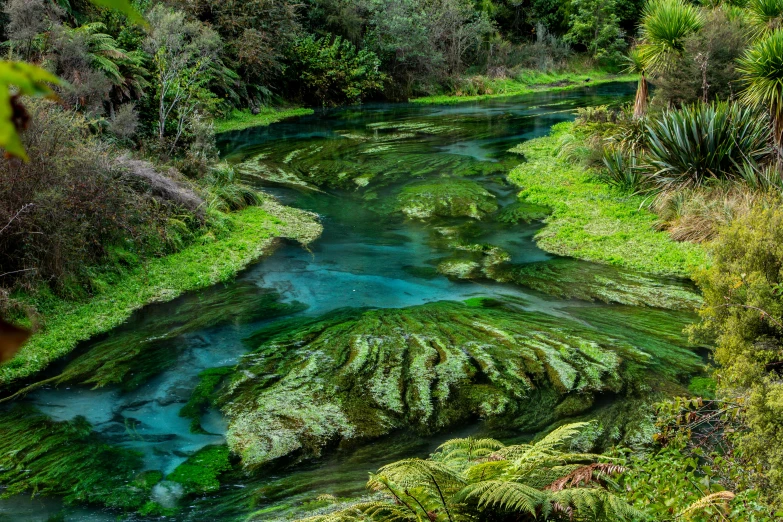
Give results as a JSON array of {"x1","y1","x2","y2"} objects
[
  {"x1": 215, "y1": 107, "x2": 315, "y2": 133},
  {"x1": 411, "y1": 70, "x2": 638, "y2": 105},
  {"x1": 509, "y1": 122, "x2": 706, "y2": 277},
  {"x1": 1, "y1": 198, "x2": 321, "y2": 385}
]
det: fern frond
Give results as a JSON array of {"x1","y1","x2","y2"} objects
[
  {"x1": 463, "y1": 460, "x2": 514, "y2": 483},
  {"x1": 376, "y1": 459, "x2": 466, "y2": 492},
  {"x1": 458, "y1": 480, "x2": 547, "y2": 515},
  {"x1": 546, "y1": 463, "x2": 627, "y2": 491}
]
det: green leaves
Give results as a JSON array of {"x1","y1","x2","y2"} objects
[
  {"x1": 0, "y1": 0, "x2": 146, "y2": 160},
  {"x1": 638, "y1": 0, "x2": 703, "y2": 73},
  {"x1": 0, "y1": 61, "x2": 60, "y2": 161},
  {"x1": 88, "y1": 0, "x2": 147, "y2": 26}
]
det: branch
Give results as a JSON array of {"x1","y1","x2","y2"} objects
[{"x1": 0, "y1": 204, "x2": 34, "y2": 236}]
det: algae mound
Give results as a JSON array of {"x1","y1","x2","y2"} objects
[
  {"x1": 397, "y1": 179, "x2": 498, "y2": 219},
  {"x1": 214, "y1": 300, "x2": 702, "y2": 467}
]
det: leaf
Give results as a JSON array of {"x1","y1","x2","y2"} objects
[
  {"x1": 88, "y1": 0, "x2": 147, "y2": 26},
  {"x1": 0, "y1": 61, "x2": 60, "y2": 161}
]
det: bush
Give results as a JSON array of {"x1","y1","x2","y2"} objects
[
  {"x1": 652, "y1": 8, "x2": 750, "y2": 106},
  {"x1": 0, "y1": 101, "x2": 196, "y2": 299},
  {"x1": 691, "y1": 205, "x2": 783, "y2": 507},
  {"x1": 289, "y1": 35, "x2": 386, "y2": 106},
  {"x1": 645, "y1": 102, "x2": 774, "y2": 190}
]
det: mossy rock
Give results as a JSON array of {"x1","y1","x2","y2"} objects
[
  {"x1": 497, "y1": 201, "x2": 552, "y2": 224},
  {"x1": 218, "y1": 300, "x2": 702, "y2": 467},
  {"x1": 397, "y1": 179, "x2": 498, "y2": 220},
  {"x1": 437, "y1": 258, "x2": 481, "y2": 279}
]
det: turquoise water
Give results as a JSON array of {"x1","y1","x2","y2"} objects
[{"x1": 0, "y1": 83, "x2": 700, "y2": 521}]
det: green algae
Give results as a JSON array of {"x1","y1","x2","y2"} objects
[
  {"x1": 0, "y1": 407, "x2": 156, "y2": 511},
  {"x1": 180, "y1": 366, "x2": 235, "y2": 433},
  {"x1": 168, "y1": 445, "x2": 232, "y2": 494},
  {"x1": 491, "y1": 258, "x2": 702, "y2": 310},
  {"x1": 217, "y1": 299, "x2": 702, "y2": 467},
  {"x1": 226, "y1": 115, "x2": 511, "y2": 195},
  {"x1": 5, "y1": 285, "x2": 306, "y2": 400},
  {"x1": 397, "y1": 179, "x2": 498, "y2": 219}
]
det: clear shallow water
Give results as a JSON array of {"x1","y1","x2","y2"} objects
[{"x1": 0, "y1": 83, "x2": 681, "y2": 522}]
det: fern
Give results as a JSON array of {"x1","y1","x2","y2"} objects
[{"x1": 295, "y1": 423, "x2": 641, "y2": 522}]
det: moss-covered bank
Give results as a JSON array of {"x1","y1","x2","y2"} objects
[
  {"x1": 1, "y1": 196, "x2": 321, "y2": 385},
  {"x1": 411, "y1": 71, "x2": 638, "y2": 105},
  {"x1": 215, "y1": 107, "x2": 315, "y2": 133},
  {"x1": 508, "y1": 122, "x2": 707, "y2": 277}
]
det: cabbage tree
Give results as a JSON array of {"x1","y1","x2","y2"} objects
[
  {"x1": 738, "y1": 29, "x2": 783, "y2": 150},
  {"x1": 631, "y1": 0, "x2": 703, "y2": 118}
]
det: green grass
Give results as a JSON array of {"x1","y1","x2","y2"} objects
[
  {"x1": 1, "y1": 198, "x2": 321, "y2": 385},
  {"x1": 508, "y1": 122, "x2": 707, "y2": 277},
  {"x1": 215, "y1": 107, "x2": 315, "y2": 133},
  {"x1": 411, "y1": 70, "x2": 638, "y2": 105}
]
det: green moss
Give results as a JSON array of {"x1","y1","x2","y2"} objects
[
  {"x1": 180, "y1": 366, "x2": 235, "y2": 432},
  {"x1": 168, "y1": 445, "x2": 232, "y2": 495},
  {"x1": 215, "y1": 107, "x2": 314, "y2": 133},
  {"x1": 497, "y1": 201, "x2": 552, "y2": 224},
  {"x1": 397, "y1": 179, "x2": 498, "y2": 219},
  {"x1": 507, "y1": 122, "x2": 707, "y2": 277},
  {"x1": 0, "y1": 407, "x2": 157, "y2": 511},
  {"x1": 219, "y1": 299, "x2": 702, "y2": 467},
  {"x1": 1, "y1": 197, "x2": 322, "y2": 386},
  {"x1": 410, "y1": 71, "x2": 638, "y2": 105}
]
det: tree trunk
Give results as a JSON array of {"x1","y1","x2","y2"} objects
[{"x1": 633, "y1": 74, "x2": 648, "y2": 120}]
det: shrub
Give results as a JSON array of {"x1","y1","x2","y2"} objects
[
  {"x1": 691, "y1": 205, "x2": 783, "y2": 507},
  {"x1": 601, "y1": 147, "x2": 649, "y2": 194},
  {"x1": 0, "y1": 101, "x2": 194, "y2": 299},
  {"x1": 289, "y1": 35, "x2": 386, "y2": 106},
  {"x1": 645, "y1": 102, "x2": 774, "y2": 190}
]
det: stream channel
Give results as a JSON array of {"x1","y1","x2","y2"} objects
[{"x1": 0, "y1": 82, "x2": 701, "y2": 521}]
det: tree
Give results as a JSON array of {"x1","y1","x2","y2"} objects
[
  {"x1": 0, "y1": 0, "x2": 145, "y2": 160},
  {"x1": 691, "y1": 206, "x2": 783, "y2": 508},
  {"x1": 637, "y1": 0, "x2": 703, "y2": 74},
  {"x1": 565, "y1": 0, "x2": 627, "y2": 67},
  {"x1": 366, "y1": 0, "x2": 493, "y2": 94},
  {"x1": 631, "y1": 0, "x2": 702, "y2": 117},
  {"x1": 144, "y1": 4, "x2": 222, "y2": 152},
  {"x1": 747, "y1": 0, "x2": 783, "y2": 37},
  {"x1": 738, "y1": 29, "x2": 783, "y2": 151},
  {"x1": 289, "y1": 35, "x2": 386, "y2": 106}
]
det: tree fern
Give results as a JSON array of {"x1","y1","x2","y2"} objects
[{"x1": 296, "y1": 423, "x2": 641, "y2": 522}]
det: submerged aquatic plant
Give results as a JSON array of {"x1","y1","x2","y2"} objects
[
  {"x1": 397, "y1": 179, "x2": 498, "y2": 219},
  {"x1": 215, "y1": 300, "x2": 702, "y2": 468},
  {"x1": 0, "y1": 407, "x2": 160, "y2": 511}
]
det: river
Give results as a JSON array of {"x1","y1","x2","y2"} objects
[{"x1": 0, "y1": 82, "x2": 702, "y2": 521}]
